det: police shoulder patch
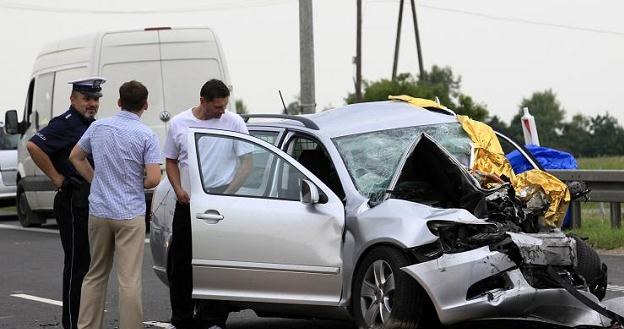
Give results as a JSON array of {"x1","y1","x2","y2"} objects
[{"x1": 35, "y1": 131, "x2": 47, "y2": 141}]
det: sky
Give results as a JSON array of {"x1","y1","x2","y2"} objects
[{"x1": 0, "y1": 0, "x2": 623, "y2": 126}]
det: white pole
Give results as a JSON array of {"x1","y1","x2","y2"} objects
[{"x1": 521, "y1": 107, "x2": 540, "y2": 146}]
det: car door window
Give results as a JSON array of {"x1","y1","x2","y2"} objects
[
  {"x1": 250, "y1": 130, "x2": 279, "y2": 145},
  {"x1": 286, "y1": 135, "x2": 345, "y2": 201},
  {"x1": 195, "y1": 133, "x2": 307, "y2": 201}
]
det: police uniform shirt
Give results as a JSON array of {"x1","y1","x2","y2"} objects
[{"x1": 30, "y1": 106, "x2": 95, "y2": 179}]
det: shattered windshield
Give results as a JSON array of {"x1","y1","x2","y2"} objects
[{"x1": 333, "y1": 122, "x2": 472, "y2": 199}]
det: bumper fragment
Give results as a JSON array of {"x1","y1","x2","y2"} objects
[{"x1": 402, "y1": 246, "x2": 612, "y2": 327}]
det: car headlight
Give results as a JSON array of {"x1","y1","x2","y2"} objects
[{"x1": 427, "y1": 220, "x2": 507, "y2": 253}]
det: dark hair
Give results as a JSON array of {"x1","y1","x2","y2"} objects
[
  {"x1": 200, "y1": 79, "x2": 230, "y2": 101},
  {"x1": 119, "y1": 80, "x2": 148, "y2": 112}
]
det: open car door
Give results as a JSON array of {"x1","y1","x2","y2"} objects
[{"x1": 186, "y1": 128, "x2": 345, "y2": 305}]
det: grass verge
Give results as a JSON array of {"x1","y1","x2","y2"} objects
[
  {"x1": 577, "y1": 156, "x2": 624, "y2": 169},
  {"x1": 565, "y1": 217, "x2": 624, "y2": 250}
]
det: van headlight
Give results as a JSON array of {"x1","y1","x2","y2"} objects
[{"x1": 427, "y1": 221, "x2": 507, "y2": 253}]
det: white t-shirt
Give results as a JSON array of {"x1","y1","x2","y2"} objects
[{"x1": 163, "y1": 108, "x2": 249, "y2": 192}]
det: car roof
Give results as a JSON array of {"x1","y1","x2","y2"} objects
[{"x1": 247, "y1": 101, "x2": 460, "y2": 138}]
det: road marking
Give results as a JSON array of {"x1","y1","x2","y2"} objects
[
  {"x1": 0, "y1": 224, "x2": 58, "y2": 234},
  {"x1": 608, "y1": 284, "x2": 624, "y2": 292},
  {"x1": 143, "y1": 321, "x2": 171, "y2": 328},
  {"x1": 10, "y1": 294, "x2": 168, "y2": 327},
  {"x1": 11, "y1": 294, "x2": 62, "y2": 306}
]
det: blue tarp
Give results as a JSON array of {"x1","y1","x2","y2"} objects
[
  {"x1": 507, "y1": 145, "x2": 577, "y2": 174},
  {"x1": 506, "y1": 145, "x2": 577, "y2": 228}
]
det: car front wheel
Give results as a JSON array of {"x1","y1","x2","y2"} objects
[{"x1": 353, "y1": 246, "x2": 428, "y2": 329}]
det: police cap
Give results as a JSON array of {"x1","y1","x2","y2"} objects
[{"x1": 68, "y1": 77, "x2": 106, "y2": 98}]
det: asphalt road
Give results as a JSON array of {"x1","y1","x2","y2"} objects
[{"x1": 0, "y1": 211, "x2": 623, "y2": 329}]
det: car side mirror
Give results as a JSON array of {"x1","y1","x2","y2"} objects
[
  {"x1": 300, "y1": 179, "x2": 320, "y2": 204},
  {"x1": 4, "y1": 110, "x2": 19, "y2": 134}
]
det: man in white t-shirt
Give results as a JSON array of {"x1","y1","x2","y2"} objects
[{"x1": 163, "y1": 79, "x2": 252, "y2": 329}]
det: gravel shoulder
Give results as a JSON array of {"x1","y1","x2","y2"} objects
[{"x1": 597, "y1": 247, "x2": 624, "y2": 256}]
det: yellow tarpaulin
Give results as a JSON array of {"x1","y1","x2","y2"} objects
[
  {"x1": 457, "y1": 115, "x2": 570, "y2": 228},
  {"x1": 389, "y1": 95, "x2": 570, "y2": 227},
  {"x1": 388, "y1": 95, "x2": 450, "y2": 111}
]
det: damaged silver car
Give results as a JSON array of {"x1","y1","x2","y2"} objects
[{"x1": 150, "y1": 100, "x2": 624, "y2": 328}]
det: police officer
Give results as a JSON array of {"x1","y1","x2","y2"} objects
[{"x1": 26, "y1": 77, "x2": 105, "y2": 329}]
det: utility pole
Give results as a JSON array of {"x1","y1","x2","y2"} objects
[
  {"x1": 299, "y1": 0, "x2": 316, "y2": 113},
  {"x1": 354, "y1": 0, "x2": 362, "y2": 102},
  {"x1": 392, "y1": 0, "x2": 405, "y2": 81},
  {"x1": 410, "y1": 0, "x2": 424, "y2": 78}
]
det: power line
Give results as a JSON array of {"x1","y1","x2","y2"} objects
[
  {"x1": 369, "y1": 0, "x2": 624, "y2": 37},
  {"x1": 0, "y1": 0, "x2": 293, "y2": 14}
]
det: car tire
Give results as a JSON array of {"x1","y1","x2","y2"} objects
[
  {"x1": 352, "y1": 246, "x2": 428, "y2": 329},
  {"x1": 572, "y1": 235, "x2": 607, "y2": 300},
  {"x1": 16, "y1": 182, "x2": 45, "y2": 227}
]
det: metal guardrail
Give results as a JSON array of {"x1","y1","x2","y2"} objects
[{"x1": 548, "y1": 169, "x2": 624, "y2": 229}]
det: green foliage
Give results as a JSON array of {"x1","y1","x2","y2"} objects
[
  {"x1": 455, "y1": 94, "x2": 489, "y2": 122},
  {"x1": 589, "y1": 113, "x2": 624, "y2": 156},
  {"x1": 509, "y1": 89, "x2": 566, "y2": 150},
  {"x1": 485, "y1": 115, "x2": 512, "y2": 138},
  {"x1": 560, "y1": 114, "x2": 593, "y2": 156},
  {"x1": 506, "y1": 90, "x2": 624, "y2": 157},
  {"x1": 285, "y1": 101, "x2": 301, "y2": 115},
  {"x1": 345, "y1": 66, "x2": 489, "y2": 121},
  {"x1": 345, "y1": 67, "x2": 624, "y2": 157},
  {"x1": 565, "y1": 217, "x2": 624, "y2": 250}
]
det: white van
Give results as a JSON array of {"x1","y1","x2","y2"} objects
[{"x1": 4, "y1": 26, "x2": 235, "y2": 227}]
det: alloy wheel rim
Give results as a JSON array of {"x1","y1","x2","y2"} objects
[{"x1": 360, "y1": 259, "x2": 395, "y2": 327}]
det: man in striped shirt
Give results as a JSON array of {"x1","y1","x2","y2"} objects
[{"x1": 69, "y1": 80, "x2": 162, "y2": 329}]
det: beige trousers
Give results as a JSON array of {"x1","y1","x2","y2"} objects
[{"x1": 78, "y1": 214, "x2": 145, "y2": 329}]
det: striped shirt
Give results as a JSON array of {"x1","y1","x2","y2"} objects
[{"x1": 77, "y1": 110, "x2": 161, "y2": 220}]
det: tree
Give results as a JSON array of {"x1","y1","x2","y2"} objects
[
  {"x1": 589, "y1": 113, "x2": 624, "y2": 156},
  {"x1": 345, "y1": 73, "x2": 420, "y2": 104},
  {"x1": 345, "y1": 66, "x2": 489, "y2": 121},
  {"x1": 285, "y1": 101, "x2": 301, "y2": 115},
  {"x1": 560, "y1": 114, "x2": 593, "y2": 157},
  {"x1": 509, "y1": 89, "x2": 566, "y2": 150},
  {"x1": 486, "y1": 115, "x2": 512, "y2": 139},
  {"x1": 235, "y1": 99, "x2": 248, "y2": 115}
]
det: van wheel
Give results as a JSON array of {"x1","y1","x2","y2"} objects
[
  {"x1": 353, "y1": 246, "x2": 427, "y2": 329},
  {"x1": 16, "y1": 182, "x2": 45, "y2": 227}
]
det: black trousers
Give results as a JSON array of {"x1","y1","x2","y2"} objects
[
  {"x1": 168, "y1": 202, "x2": 228, "y2": 329},
  {"x1": 53, "y1": 181, "x2": 90, "y2": 329}
]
